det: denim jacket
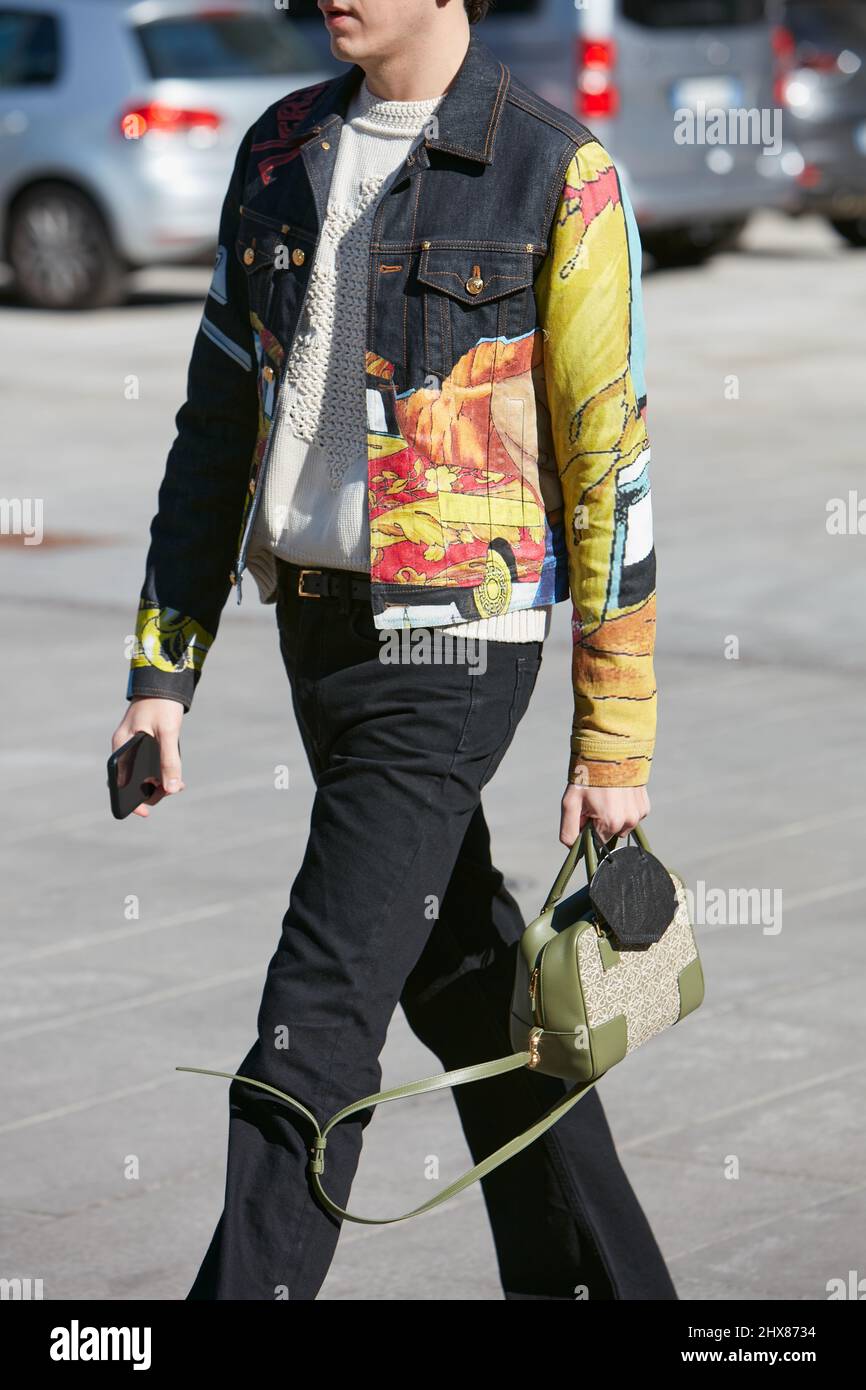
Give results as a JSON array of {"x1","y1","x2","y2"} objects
[{"x1": 127, "y1": 34, "x2": 657, "y2": 788}]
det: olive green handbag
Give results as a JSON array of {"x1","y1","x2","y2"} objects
[{"x1": 178, "y1": 822, "x2": 704, "y2": 1226}]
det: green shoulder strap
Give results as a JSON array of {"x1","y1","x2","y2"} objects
[
  {"x1": 177, "y1": 1055, "x2": 597, "y2": 1226},
  {"x1": 175, "y1": 826, "x2": 622, "y2": 1226}
]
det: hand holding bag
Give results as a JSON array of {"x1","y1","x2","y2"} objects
[
  {"x1": 509, "y1": 822, "x2": 704, "y2": 1081},
  {"x1": 177, "y1": 822, "x2": 704, "y2": 1225}
]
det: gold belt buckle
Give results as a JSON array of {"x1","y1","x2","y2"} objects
[{"x1": 297, "y1": 567, "x2": 322, "y2": 599}]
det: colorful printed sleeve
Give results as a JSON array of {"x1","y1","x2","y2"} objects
[
  {"x1": 125, "y1": 124, "x2": 260, "y2": 712},
  {"x1": 534, "y1": 140, "x2": 657, "y2": 788}
]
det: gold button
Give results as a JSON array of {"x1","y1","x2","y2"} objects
[
  {"x1": 262, "y1": 365, "x2": 275, "y2": 382},
  {"x1": 525, "y1": 243, "x2": 534, "y2": 252},
  {"x1": 291, "y1": 247, "x2": 306, "y2": 266},
  {"x1": 321, "y1": 140, "x2": 330, "y2": 150},
  {"x1": 421, "y1": 240, "x2": 431, "y2": 250},
  {"x1": 243, "y1": 247, "x2": 255, "y2": 266},
  {"x1": 465, "y1": 262, "x2": 484, "y2": 296}
]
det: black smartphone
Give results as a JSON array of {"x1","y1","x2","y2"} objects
[{"x1": 107, "y1": 732, "x2": 173, "y2": 820}]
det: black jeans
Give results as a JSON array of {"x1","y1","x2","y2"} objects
[{"x1": 187, "y1": 560, "x2": 677, "y2": 1301}]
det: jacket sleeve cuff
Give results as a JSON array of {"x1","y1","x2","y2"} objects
[
  {"x1": 125, "y1": 601, "x2": 214, "y2": 712},
  {"x1": 568, "y1": 736, "x2": 654, "y2": 788},
  {"x1": 126, "y1": 666, "x2": 194, "y2": 712}
]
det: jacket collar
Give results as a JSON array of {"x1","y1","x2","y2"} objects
[{"x1": 300, "y1": 32, "x2": 509, "y2": 166}]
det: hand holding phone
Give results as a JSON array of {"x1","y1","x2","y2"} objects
[
  {"x1": 107, "y1": 732, "x2": 162, "y2": 819},
  {"x1": 108, "y1": 698, "x2": 185, "y2": 819}
]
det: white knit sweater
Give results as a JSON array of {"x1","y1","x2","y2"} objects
[{"x1": 247, "y1": 76, "x2": 551, "y2": 643}]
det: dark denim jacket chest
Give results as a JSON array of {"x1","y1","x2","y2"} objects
[
  {"x1": 238, "y1": 57, "x2": 567, "y2": 394},
  {"x1": 228, "y1": 35, "x2": 591, "y2": 625}
]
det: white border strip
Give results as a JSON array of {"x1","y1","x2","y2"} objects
[{"x1": 201, "y1": 314, "x2": 252, "y2": 372}]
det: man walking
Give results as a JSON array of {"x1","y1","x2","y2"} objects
[{"x1": 112, "y1": 0, "x2": 669, "y2": 1300}]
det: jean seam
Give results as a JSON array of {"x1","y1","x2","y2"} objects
[
  {"x1": 280, "y1": 1025, "x2": 348, "y2": 1266},
  {"x1": 295, "y1": 601, "x2": 325, "y2": 762},
  {"x1": 449, "y1": 660, "x2": 478, "y2": 773},
  {"x1": 485, "y1": 653, "x2": 541, "y2": 782}
]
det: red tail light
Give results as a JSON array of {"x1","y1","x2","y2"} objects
[
  {"x1": 771, "y1": 25, "x2": 797, "y2": 105},
  {"x1": 797, "y1": 163, "x2": 822, "y2": 188},
  {"x1": 581, "y1": 38, "x2": 617, "y2": 70},
  {"x1": 575, "y1": 36, "x2": 619, "y2": 120},
  {"x1": 771, "y1": 25, "x2": 796, "y2": 64},
  {"x1": 119, "y1": 103, "x2": 222, "y2": 139},
  {"x1": 798, "y1": 52, "x2": 842, "y2": 73}
]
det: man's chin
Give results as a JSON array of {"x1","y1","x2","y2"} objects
[{"x1": 329, "y1": 34, "x2": 362, "y2": 62}]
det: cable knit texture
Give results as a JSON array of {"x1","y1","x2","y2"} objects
[{"x1": 248, "y1": 76, "x2": 551, "y2": 643}]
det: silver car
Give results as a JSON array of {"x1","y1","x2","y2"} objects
[
  {"x1": 0, "y1": 0, "x2": 330, "y2": 307},
  {"x1": 779, "y1": 0, "x2": 866, "y2": 246},
  {"x1": 476, "y1": 0, "x2": 803, "y2": 264}
]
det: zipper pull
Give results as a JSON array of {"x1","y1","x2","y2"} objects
[
  {"x1": 529, "y1": 965, "x2": 539, "y2": 1015},
  {"x1": 235, "y1": 569, "x2": 244, "y2": 605}
]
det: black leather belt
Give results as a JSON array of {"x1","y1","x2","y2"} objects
[{"x1": 278, "y1": 559, "x2": 371, "y2": 605}]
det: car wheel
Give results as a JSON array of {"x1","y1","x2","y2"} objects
[
  {"x1": 643, "y1": 219, "x2": 748, "y2": 268},
  {"x1": 830, "y1": 216, "x2": 866, "y2": 248},
  {"x1": 8, "y1": 183, "x2": 126, "y2": 309}
]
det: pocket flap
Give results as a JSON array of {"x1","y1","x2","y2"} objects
[
  {"x1": 235, "y1": 226, "x2": 283, "y2": 274},
  {"x1": 417, "y1": 246, "x2": 536, "y2": 305},
  {"x1": 235, "y1": 209, "x2": 314, "y2": 273}
]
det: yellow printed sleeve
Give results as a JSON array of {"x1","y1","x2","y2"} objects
[{"x1": 535, "y1": 141, "x2": 657, "y2": 788}]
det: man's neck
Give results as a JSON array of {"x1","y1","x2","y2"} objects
[{"x1": 360, "y1": 27, "x2": 469, "y2": 104}]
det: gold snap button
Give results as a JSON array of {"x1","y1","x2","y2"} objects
[
  {"x1": 525, "y1": 243, "x2": 534, "y2": 252},
  {"x1": 291, "y1": 247, "x2": 306, "y2": 266},
  {"x1": 321, "y1": 140, "x2": 330, "y2": 150},
  {"x1": 421, "y1": 240, "x2": 431, "y2": 250},
  {"x1": 262, "y1": 365, "x2": 275, "y2": 382},
  {"x1": 465, "y1": 263, "x2": 484, "y2": 296},
  {"x1": 243, "y1": 247, "x2": 255, "y2": 266}
]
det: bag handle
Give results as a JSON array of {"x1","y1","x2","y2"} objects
[
  {"x1": 542, "y1": 821, "x2": 651, "y2": 913},
  {"x1": 176, "y1": 1053, "x2": 597, "y2": 1226}
]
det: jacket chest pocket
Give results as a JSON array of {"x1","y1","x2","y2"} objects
[
  {"x1": 415, "y1": 244, "x2": 539, "y2": 384},
  {"x1": 235, "y1": 206, "x2": 314, "y2": 336}
]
